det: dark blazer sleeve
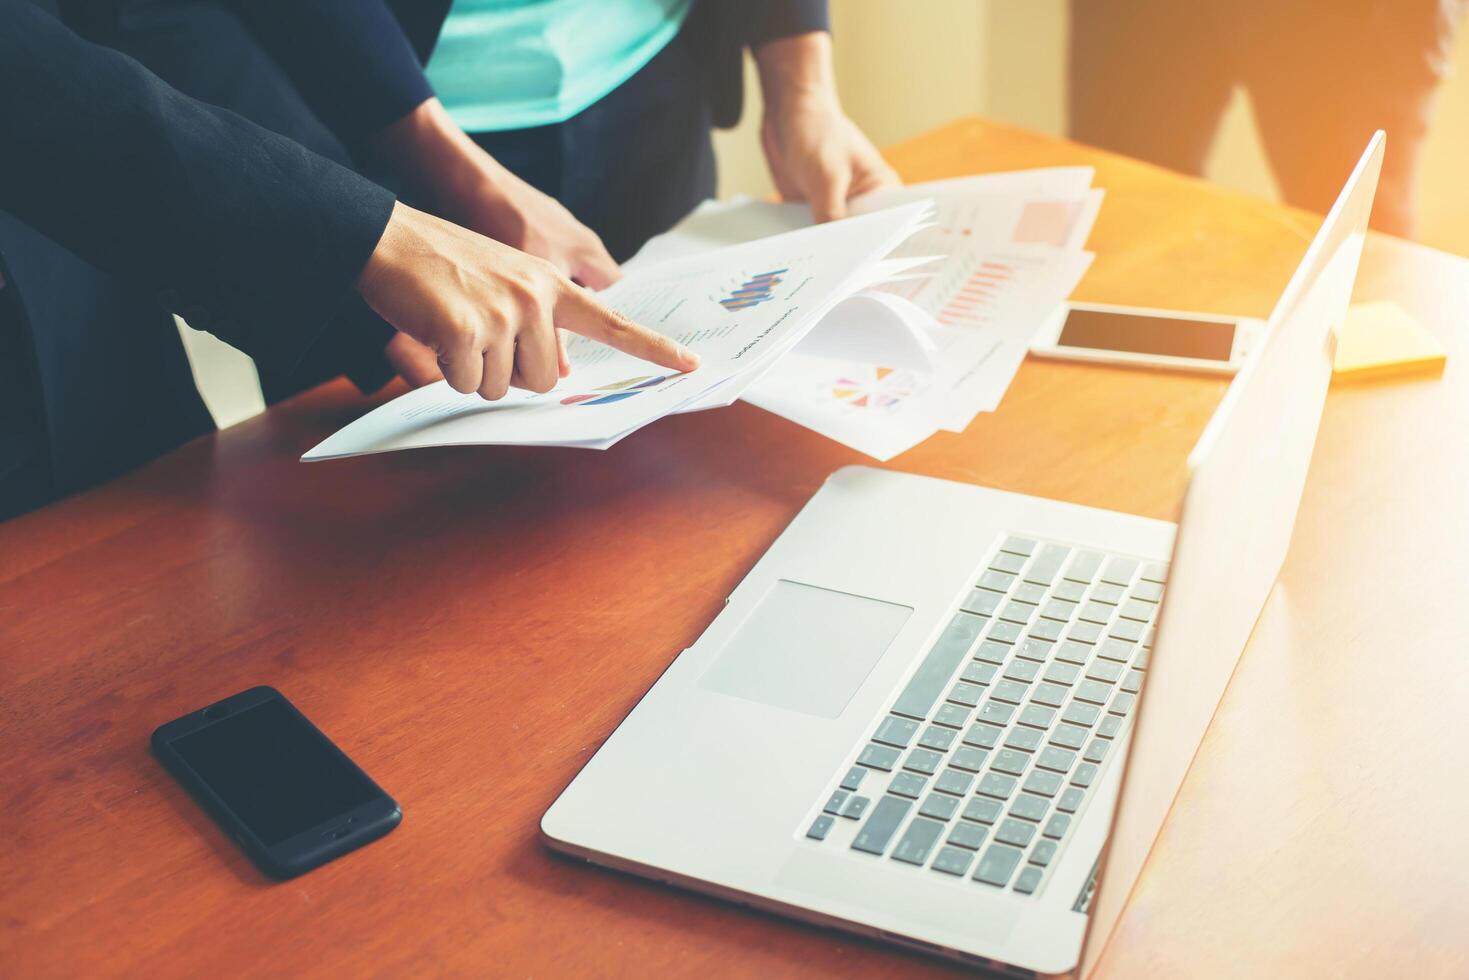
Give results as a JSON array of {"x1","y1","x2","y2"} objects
[
  {"x1": 0, "y1": 0, "x2": 396, "y2": 376},
  {"x1": 693, "y1": 0, "x2": 831, "y2": 129},
  {"x1": 226, "y1": 0, "x2": 438, "y2": 147},
  {"x1": 744, "y1": 0, "x2": 830, "y2": 47}
]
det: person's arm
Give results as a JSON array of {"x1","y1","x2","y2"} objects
[
  {"x1": 0, "y1": 2, "x2": 693, "y2": 399},
  {"x1": 748, "y1": 6, "x2": 900, "y2": 221}
]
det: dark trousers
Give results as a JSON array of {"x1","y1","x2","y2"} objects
[
  {"x1": 471, "y1": 22, "x2": 717, "y2": 263},
  {"x1": 0, "y1": 1, "x2": 386, "y2": 521},
  {"x1": 1069, "y1": 0, "x2": 1464, "y2": 237}
]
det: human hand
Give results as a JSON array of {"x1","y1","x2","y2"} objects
[
  {"x1": 384, "y1": 328, "x2": 571, "y2": 389},
  {"x1": 755, "y1": 33, "x2": 899, "y2": 222},
  {"x1": 359, "y1": 201, "x2": 696, "y2": 399},
  {"x1": 374, "y1": 99, "x2": 619, "y2": 288}
]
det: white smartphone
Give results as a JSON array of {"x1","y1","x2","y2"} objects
[{"x1": 1030, "y1": 301, "x2": 1264, "y2": 375}]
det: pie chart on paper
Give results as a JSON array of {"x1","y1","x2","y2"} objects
[{"x1": 828, "y1": 366, "x2": 918, "y2": 410}]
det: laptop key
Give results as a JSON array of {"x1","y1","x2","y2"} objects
[
  {"x1": 1079, "y1": 602, "x2": 1113, "y2": 625},
  {"x1": 1004, "y1": 727, "x2": 1044, "y2": 752},
  {"x1": 841, "y1": 795, "x2": 871, "y2": 820},
  {"x1": 1028, "y1": 619, "x2": 1064, "y2": 641},
  {"x1": 890, "y1": 772, "x2": 928, "y2": 799},
  {"x1": 1075, "y1": 680, "x2": 1112, "y2": 705},
  {"x1": 1041, "y1": 599, "x2": 1078, "y2": 623},
  {"x1": 1100, "y1": 557, "x2": 1138, "y2": 586},
  {"x1": 932, "y1": 845, "x2": 976, "y2": 876},
  {"x1": 999, "y1": 601, "x2": 1034, "y2": 624},
  {"x1": 1140, "y1": 562, "x2": 1168, "y2": 583},
  {"x1": 1057, "y1": 787, "x2": 1085, "y2": 814},
  {"x1": 1132, "y1": 580, "x2": 1164, "y2": 602},
  {"x1": 1097, "y1": 715, "x2": 1125, "y2": 739},
  {"x1": 1044, "y1": 661, "x2": 1080, "y2": 685},
  {"x1": 852, "y1": 795, "x2": 912, "y2": 855},
  {"x1": 1001, "y1": 536, "x2": 1037, "y2": 556},
  {"x1": 1013, "y1": 866, "x2": 1044, "y2": 895},
  {"x1": 991, "y1": 680, "x2": 1029, "y2": 705},
  {"x1": 977, "y1": 773, "x2": 1018, "y2": 800},
  {"x1": 1110, "y1": 619, "x2": 1146, "y2": 642},
  {"x1": 824, "y1": 790, "x2": 850, "y2": 815},
  {"x1": 978, "y1": 702, "x2": 1016, "y2": 726},
  {"x1": 1023, "y1": 770, "x2": 1064, "y2": 798},
  {"x1": 1084, "y1": 739, "x2": 1109, "y2": 764},
  {"x1": 973, "y1": 844, "x2": 1025, "y2": 887},
  {"x1": 1089, "y1": 582, "x2": 1125, "y2": 605},
  {"x1": 978, "y1": 569, "x2": 1015, "y2": 592},
  {"x1": 1097, "y1": 638, "x2": 1133, "y2": 663},
  {"x1": 858, "y1": 743, "x2": 900, "y2": 771},
  {"x1": 1043, "y1": 813, "x2": 1072, "y2": 840},
  {"x1": 1009, "y1": 794, "x2": 1049, "y2": 823},
  {"x1": 1072, "y1": 763, "x2": 1100, "y2": 788},
  {"x1": 1053, "y1": 579, "x2": 1087, "y2": 603},
  {"x1": 962, "y1": 797, "x2": 1004, "y2": 825},
  {"x1": 1018, "y1": 704, "x2": 1057, "y2": 730},
  {"x1": 1031, "y1": 683, "x2": 1067, "y2": 708},
  {"x1": 995, "y1": 817, "x2": 1037, "y2": 847},
  {"x1": 947, "y1": 821, "x2": 988, "y2": 850},
  {"x1": 1110, "y1": 692, "x2": 1137, "y2": 716},
  {"x1": 1064, "y1": 550, "x2": 1104, "y2": 583},
  {"x1": 892, "y1": 817, "x2": 946, "y2": 865},
  {"x1": 990, "y1": 551, "x2": 1026, "y2": 575},
  {"x1": 961, "y1": 662, "x2": 998, "y2": 687},
  {"x1": 935, "y1": 768, "x2": 975, "y2": 796},
  {"x1": 873, "y1": 715, "x2": 919, "y2": 748},
  {"x1": 987, "y1": 620, "x2": 1023, "y2": 644},
  {"x1": 1063, "y1": 702, "x2": 1101, "y2": 727},
  {"x1": 1014, "y1": 582, "x2": 1047, "y2": 605},
  {"x1": 961, "y1": 589, "x2": 1003, "y2": 617},
  {"x1": 947, "y1": 681, "x2": 984, "y2": 706},
  {"x1": 1121, "y1": 669, "x2": 1144, "y2": 694},
  {"x1": 1055, "y1": 641, "x2": 1091, "y2": 665},
  {"x1": 992, "y1": 749, "x2": 1030, "y2": 776},
  {"x1": 807, "y1": 815, "x2": 835, "y2": 841},
  {"x1": 1134, "y1": 645, "x2": 1151, "y2": 669},
  {"x1": 904, "y1": 748, "x2": 943, "y2": 775},
  {"x1": 1038, "y1": 746, "x2": 1077, "y2": 772},
  {"x1": 950, "y1": 746, "x2": 989, "y2": 772},
  {"x1": 1023, "y1": 544, "x2": 1070, "y2": 585},
  {"x1": 1029, "y1": 839, "x2": 1058, "y2": 866},
  {"x1": 840, "y1": 766, "x2": 867, "y2": 792},
  {"x1": 975, "y1": 640, "x2": 1010, "y2": 665},
  {"x1": 1068, "y1": 621, "x2": 1103, "y2": 644},
  {"x1": 1051, "y1": 724, "x2": 1088, "y2": 750},
  {"x1": 918, "y1": 725, "x2": 957, "y2": 751},
  {"x1": 1004, "y1": 660, "x2": 1040, "y2": 683},
  {"x1": 891, "y1": 612, "x2": 986, "y2": 720},
  {"x1": 1086, "y1": 660, "x2": 1123, "y2": 683},
  {"x1": 1120, "y1": 598, "x2": 1155, "y2": 623},
  {"x1": 934, "y1": 703, "x2": 971, "y2": 729},
  {"x1": 963, "y1": 722, "x2": 1002, "y2": 749},
  {"x1": 1017, "y1": 638, "x2": 1054, "y2": 662},
  {"x1": 919, "y1": 793, "x2": 961, "y2": 822}
]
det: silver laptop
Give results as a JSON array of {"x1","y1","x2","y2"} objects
[{"x1": 543, "y1": 134, "x2": 1383, "y2": 976}]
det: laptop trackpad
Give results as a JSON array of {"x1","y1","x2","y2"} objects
[{"x1": 700, "y1": 580, "x2": 912, "y2": 719}]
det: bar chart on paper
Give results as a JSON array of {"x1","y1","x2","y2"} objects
[{"x1": 718, "y1": 269, "x2": 788, "y2": 311}]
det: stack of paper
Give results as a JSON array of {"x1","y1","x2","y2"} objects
[
  {"x1": 303, "y1": 201, "x2": 932, "y2": 461},
  {"x1": 631, "y1": 168, "x2": 1101, "y2": 459}
]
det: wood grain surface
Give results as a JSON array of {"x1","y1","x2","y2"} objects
[{"x1": 3, "y1": 117, "x2": 1466, "y2": 978}]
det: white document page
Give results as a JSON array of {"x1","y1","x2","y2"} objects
[{"x1": 302, "y1": 202, "x2": 930, "y2": 461}]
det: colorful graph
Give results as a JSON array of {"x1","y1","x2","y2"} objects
[
  {"x1": 560, "y1": 375, "x2": 668, "y2": 406},
  {"x1": 829, "y1": 367, "x2": 917, "y2": 410},
  {"x1": 938, "y1": 260, "x2": 1015, "y2": 325},
  {"x1": 719, "y1": 269, "x2": 788, "y2": 311}
]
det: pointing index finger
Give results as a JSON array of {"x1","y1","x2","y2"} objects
[{"x1": 554, "y1": 285, "x2": 700, "y2": 373}]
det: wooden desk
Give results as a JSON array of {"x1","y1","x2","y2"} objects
[{"x1": 3, "y1": 118, "x2": 1467, "y2": 978}]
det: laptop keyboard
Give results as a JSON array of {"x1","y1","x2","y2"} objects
[{"x1": 802, "y1": 535, "x2": 1166, "y2": 898}]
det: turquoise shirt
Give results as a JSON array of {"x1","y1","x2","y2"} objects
[{"x1": 426, "y1": 0, "x2": 693, "y2": 133}]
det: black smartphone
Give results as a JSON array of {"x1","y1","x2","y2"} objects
[{"x1": 152, "y1": 686, "x2": 401, "y2": 879}]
